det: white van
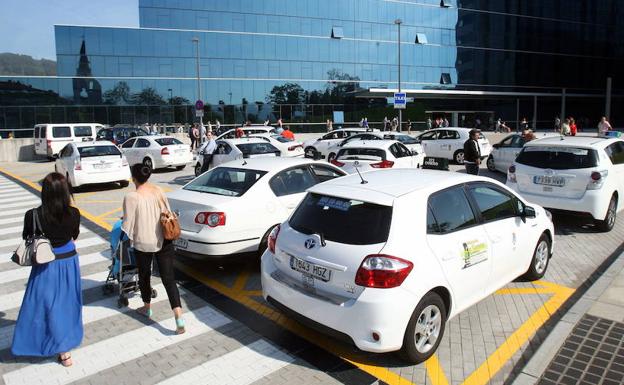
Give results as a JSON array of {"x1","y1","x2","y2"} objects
[{"x1": 34, "y1": 123, "x2": 104, "y2": 158}]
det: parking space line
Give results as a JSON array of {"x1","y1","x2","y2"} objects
[
  {"x1": 425, "y1": 355, "x2": 451, "y2": 385},
  {"x1": 232, "y1": 269, "x2": 251, "y2": 291},
  {"x1": 96, "y1": 207, "x2": 122, "y2": 219},
  {"x1": 495, "y1": 287, "x2": 552, "y2": 295}
]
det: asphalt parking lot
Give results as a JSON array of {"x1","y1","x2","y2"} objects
[{"x1": 1, "y1": 140, "x2": 623, "y2": 385}]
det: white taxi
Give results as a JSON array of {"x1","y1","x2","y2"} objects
[
  {"x1": 120, "y1": 136, "x2": 192, "y2": 171},
  {"x1": 303, "y1": 128, "x2": 373, "y2": 159},
  {"x1": 168, "y1": 158, "x2": 345, "y2": 258},
  {"x1": 194, "y1": 138, "x2": 282, "y2": 176},
  {"x1": 262, "y1": 169, "x2": 553, "y2": 363},
  {"x1": 55, "y1": 141, "x2": 131, "y2": 188},
  {"x1": 507, "y1": 136, "x2": 624, "y2": 231},
  {"x1": 250, "y1": 135, "x2": 304, "y2": 158},
  {"x1": 216, "y1": 126, "x2": 276, "y2": 140},
  {"x1": 331, "y1": 140, "x2": 424, "y2": 174},
  {"x1": 415, "y1": 128, "x2": 491, "y2": 164},
  {"x1": 325, "y1": 132, "x2": 424, "y2": 163}
]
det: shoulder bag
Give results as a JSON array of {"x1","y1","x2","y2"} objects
[
  {"x1": 158, "y1": 194, "x2": 181, "y2": 241},
  {"x1": 11, "y1": 209, "x2": 56, "y2": 266}
]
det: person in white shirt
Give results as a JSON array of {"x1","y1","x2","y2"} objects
[
  {"x1": 598, "y1": 116, "x2": 612, "y2": 135},
  {"x1": 199, "y1": 122, "x2": 206, "y2": 144},
  {"x1": 198, "y1": 132, "x2": 217, "y2": 174}
]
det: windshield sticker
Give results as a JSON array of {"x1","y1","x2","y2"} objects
[
  {"x1": 461, "y1": 240, "x2": 488, "y2": 269},
  {"x1": 524, "y1": 146, "x2": 589, "y2": 156},
  {"x1": 318, "y1": 196, "x2": 351, "y2": 211}
]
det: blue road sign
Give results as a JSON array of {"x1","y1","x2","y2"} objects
[{"x1": 394, "y1": 92, "x2": 406, "y2": 109}]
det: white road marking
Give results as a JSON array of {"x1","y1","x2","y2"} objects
[
  {"x1": 0, "y1": 224, "x2": 92, "y2": 237},
  {"x1": 0, "y1": 207, "x2": 33, "y2": 218},
  {"x1": 0, "y1": 233, "x2": 105, "y2": 251},
  {"x1": 156, "y1": 339, "x2": 294, "y2": 385},
  {"x1": 0, "y1": 200, "x2": 41, "y2": 210},
  {"x1": 0, "y1": 195, "x2": 38, "y2": 204},
  {"x1": 0, "y1": 217, "x2": 29, "y2": 226},
  {"x1": 0, "y1": 192, "x2": 35, "y2": 201},
  {"x1": 0, "y1": 188, "x2": 27, "y2": 194},
  {"x1": 2, "y1": 306, "x2": 231, "y2": 385}
]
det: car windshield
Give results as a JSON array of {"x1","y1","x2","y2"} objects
[
  {"x1": 184, "y1": 167, "x2": 267, "y2": 197},
  {"x1": 77, "y1": 145, "x2": 121, "y2": 157},
  {"x1": 155, "y1": 138, "x2": 183, "y2": 146},
  {"x1": 236, "y1": 143, "x2": 279, "y2": 156},
  {"x1": 337, "y1": 148, "x2": 386, "y2": 161},
  {"x1": 289, "y1": 193, "x2": 392, "y2": 245},
  {"x1": 393, "y1": 135, "x2": 418, "y2": 144},
  {"x1": 516, "y1": 146, "x2": 598, "y2": 169}
]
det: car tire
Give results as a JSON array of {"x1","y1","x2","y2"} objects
[
  {"x1": 194, "y1": 163, "x2": 202, "y2": 177},
  {"x1": 521, "y1": 233, "x2": 550, "y2": 281},
  {"x1": 176, "y1": 165, "x2": 186, "y2": 171},
  {"x1": 399, "y1": 291, "x2": 447, "y2": 364},
  {"x1": 327, "y1": 152, "x2": 336, "y2": 163},
  {"x1": 142, "y1": 157, "x2": 153, "y2": 171},
  {"x1": 118, "y1": 180, "x2": 129, "y2": 188},
  {"x1": 486, "y1": 156, "x2": 496, "y2": 172},
  {"x1": 304, "y1": 147, "x2": 317, "y2": 159},
  {"x1": 258, "y1": 224, "x2": 279, "y2": 257},
  {"x1": 453, "y1": 150, "x2": 465, "y2": 165},
  {"x1": 595, "y1": 195, "x2": 617, "y2": 232}
]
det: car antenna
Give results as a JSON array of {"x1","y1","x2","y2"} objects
[{"x1": 354, "y1": 163, "x2": 368, "y2": 184}]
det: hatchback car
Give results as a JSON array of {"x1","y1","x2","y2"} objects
[
  {"x1": 55, "y1": 141, "x2": 131, "y2": 188},
  {"x1": 249, "y1": 135, "x2": 304, "y2": 158},
  {"x1": 120, "y1": 136, "x2": 192, "y2": 171},
  {"x1": 302, "y1": 128, "x2": 374, "y2": 159},
  {"x1": 262, "y1": 169, "x2": 553, "y2": 363},
  {"x1": 507, "y1": 136, "x2": 624, "y2": 231},
  {"x1": 194, "y1": 138, "x2": 281, "y2": 176},
  {"x1": 415, "y1": 128, "x2": 491, "y2": 164},
  {"x1": 331, "y1": 140, "x2": 424, "y2": 174},
  {"x1": 168, "y1": 158, "x2": 346, "y2": 259},
  {"x1": 216, "y1": 126, "x2": 277, "y2": 140},
  {"x1": 325, "y1": 132, "x2": 424, "y2": 163},
  {"x1": 96, "y1": 126, "x2": 149, "y2": 146}
]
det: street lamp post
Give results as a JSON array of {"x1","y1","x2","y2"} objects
[
  {"x1": 394, "y1": 19, "x2": 402, "y2": 132},
  {"x1": 192, "y1": 37, "x2": 202, "y2": 124},
  {"x1": 167, "y1": 88, "x2": 173, "y2": 103}
]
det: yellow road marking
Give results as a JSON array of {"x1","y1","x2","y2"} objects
[
  {"x1": 426, "y1": 355, "x2": 451, "y2": 385},
  {"x1": 96, "y1": 207, "x2": 123, "y2": 219},
  {"x1": 232, "y1": 270, "x2": 251, "y2": 291},
  {"x1": 495, "y1": 287, "x2": 552, "y2": 295}
]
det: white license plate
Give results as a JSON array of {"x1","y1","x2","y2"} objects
[
  {"x1": 93, "y1": 163, "x2": 112, "y2": 169},
  {"x1": 175, "y1": 149, "x2": 186, "y2": 154},
  {"x1": 173, "y1": 238, "x2": 188, "y2": 249},
  {"x1": 289, "y1": 256, "x2": 332, "y2": 282},
  {"x1": 533, "y1": 175, "x2": 565, "y2": 187}
]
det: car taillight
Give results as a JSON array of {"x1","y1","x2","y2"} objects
[
  {"x1": 331, "y1": 159, "x2": 345, "y2": 167},
  {"x1": 268, "y1": 224, "x2": 281, "y2": 254},
  {"x1": 46, "y1": 140, "x2": 52, "y2": 148},
  {"x1": 195, "y1": 212, "x2": 226, "y2": 227},
  {"x1": 355, "y1": 255, "x2": 413, "y2": 288},
  {"x1": 161, "y1": 147, "x2": 170, "y2": 155},
  {"x1": 370, "y1": 160, "x2": 394, "y2": 168},
  {"x1": 74, "y1": 159, "x2": 82, "y2": 171},
  {"x1": 588, "y1": 170, "x2": 608, "y2": 190},
  {"x1": 288, "y1": 145, "x2": 302, "y2": 151},
  {"x1": 508, "y1": 165, "x2": 517, "y2": 183}
]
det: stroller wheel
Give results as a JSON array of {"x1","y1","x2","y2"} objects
[
  {"x1": 151, "y1": 288, "x2": 158, "y2": 298},
  {"x1": 118, "y1": 296, "x2": 129, "y2": 308}
]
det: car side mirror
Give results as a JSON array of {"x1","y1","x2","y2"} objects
[
  {"x1": 411, "y1": 150, "x2": 419, "y2": 156},
  {"x1": 520, "y1": 205, "x2": 536, "y2": 222},
  {"x1": 493, "y1": 143, "x2": 500, "y2": 149}
]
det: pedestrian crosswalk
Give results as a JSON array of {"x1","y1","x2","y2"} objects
[{"x1": 0, "y1": 175, "x2": 299, "y2": 385}]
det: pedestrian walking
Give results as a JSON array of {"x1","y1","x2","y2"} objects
[
  {"x1": 363, "y1": 117, "x2": 369, "y2": 129},
  {"x1": 215, "y1": 119, "x2": 221, "y2": 133},
  {"x1": 519, "y1": 117, "x2": 529, "y2": 133},
  {"x1": 598, "y1": 116, "x2": 612, "y2": 135},
  {"x1": 199, "y1": 122, "x2": 206, "y2": 144},
  {"x1": 426, "y1": 117, "x2": 432, "y2": 130},
  {"x1": 12, "y1": 173, "x2": 83, "y2": 367},
  {"x1": 188, "y1": 124, "x2": 197, "y2": 150},
  {"x1": 383, "y1": 116, "x2": 389, "y2": 131},
  {"x1": 198, "y1": 131, "x2": 217, "y2": 174},
  {"x1": 443, "y1": 117, "x2": 449, "y2": 128},
  {"x1": 122, "y1": 164, "x2": 185, "y2": 334},
  {"x1": 326, "y1": 119, "x2": 333, "y2": 132},
  {"x1": 235, "y1": 126, "x2": 244, "y2": 138},
  {"x1": 282, "y1": 126, "x2": 295, "y2": 140},
  {"x1": 561, "y1": 118, "x2": 571, "y2": 136},
  {"x1": 406, "y1": 119, "x2": 412, "y2": 133},
  {"x1": 359, "y1": 118, "x2": 364, "y2": 128},
  {"x1": 463, "y1": 129, "x2": 482, "y2": 175},
  {"x1": 569, "y1": 117, "x2": 577, "y2": 136},
  {"x1": 496, "y1": 118, "x2": 502, "y2": 133},
  {"x1": 554, "y1": 116, "x2": 561, "y2": 132}
]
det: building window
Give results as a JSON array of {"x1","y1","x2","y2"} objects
[
  {"x1": 415, "y1": 33, "x2": 428, "y2": 44},
  {"x1": 331, "y1": 26, "x2": 344, "y2": 39},
  {"x1": 440, "y1": 73, "x2": 452, "y2": 84}
]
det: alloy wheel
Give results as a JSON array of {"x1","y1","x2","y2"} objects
[
  {"x1": 534, "y1": 240, "x2": 549, "y2": 274},
  {"x1": 413, "y1": 304, "x2": 442, "y2": 354}
]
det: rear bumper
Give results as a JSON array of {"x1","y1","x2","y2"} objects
[
  {"x1": 173, "y1": 229, "x2": 260, "y2": 257},
  {"x1": 73, "y1": 168, "x2": 130, "y2": 187},
  {"x1": 157, "y1": 155, "x2": 193, "y2": 168}
]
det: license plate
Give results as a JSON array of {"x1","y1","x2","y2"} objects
[
  {"x1": 533, "y1": 175, "x2": 565, "y2": 187},
  {"x1": 173, "y1": 238, "x2": 188, "y2": 249},
  {"x1": 175, "y1": 149, "x2": 186, "y2": 154},
  {"x1": 93, "y1": 163, "x2": 111, "y2": 169},
  {"x1": 289, "y1": 256, "x2": 332, "y2": 282}
]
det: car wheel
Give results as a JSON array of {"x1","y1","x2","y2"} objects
[
  {"x1": 327, "y1": 152, "x2": 336, "y2": 163},
  {"x1": 399, "y1": 291, "x2": 447, "y2": 364},
  {"x1": 304, "y1": 147, "x2": 317, "y2": 159},
  {"x1": 486, "y1": 156, "x2": 496, "y2": 172},
  {"x1": 258, "y1": 224, "x2": 279, "y2": 257},
  {"x1": 453, "y1": 150, "x2": 465, "y2": 165},
  {"x1": 176, "y1": 165, "x2": 186, "y2": 171},
  {"x1": 522, "y1": 233, "x2": 550, "y2": 281},
  {"x1": 118, "y1": 180, "x2": 129, "y2": 188},
  {"x1": 194, "y1": 163, "x2": 202, "y2": 177},
  {"x1": 142, "y1": 157, "x2": 153, "y2": 171},
  {"x1": 595, "y1": 195, "x2": 617, "y2": 232}
]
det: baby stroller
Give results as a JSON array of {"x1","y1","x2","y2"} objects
[{"x1": 103, "y1": 220, "x2": 157, "y2": 308}]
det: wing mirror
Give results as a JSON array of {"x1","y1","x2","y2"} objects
[
  {"x1": 411, "y1": 150, "x2": 419, "y2": 156},
  {"x1": 493, "y1": 143, "x2": 501, "y2": 149},
  {"x1": 520, "y1": 205, "x2": 536, "y2": 222}
]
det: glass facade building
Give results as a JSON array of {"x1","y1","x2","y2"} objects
[{"x1": 1, "y1": 0, "x2": 623, "y2": 134}]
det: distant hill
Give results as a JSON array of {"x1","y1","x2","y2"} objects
[{"x1": 0, "y1": 53, "x2": 56, "y2": 76}]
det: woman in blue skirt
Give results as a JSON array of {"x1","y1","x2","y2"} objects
[{"x1": 12, "y1": 173, "x2": 83, "y2": 367}]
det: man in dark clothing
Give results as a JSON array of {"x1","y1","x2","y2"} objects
[{"x1": 463, "y1": 129, "x2": 481, "y2": 175}]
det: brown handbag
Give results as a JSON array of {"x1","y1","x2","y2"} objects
[{"x1": 158, "y1": 194, "x2": 181, "y2": 241}]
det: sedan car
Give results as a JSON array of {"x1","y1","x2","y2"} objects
[
  {"x1": 194, "y1": 138, "x2": 282, "y2": 176},
  {"x1": 325, "y1": 132, "x2": 424, "y2": 162},
  {"x1": 55, "y1": 141, "x2": 131, "y2": 188},
  {"x1": 331, "y1": 140, "x2": 424, "y2": 174},
  {"x1": 250, "y1": 135, "x2": 304, "y2": 158},
  {"x1": 415, "y1": 128, "x2": 491, "y2": 164},
  {"x1": 262, "y1": 169, "x2": 553, "y2": 363},
  {"x1": 167, "y1": 158, "x2": 346, "y2": 259},
  {"x1": 120, "y1": 136, "x2": 192, "y2": 171},
  {"x1": 302, "y1": 128, "x2": 374, "y2": 159},
  {"x1": 487, "y1": 133, "x2": 559, "y2": 173},
  {"x1": 216, "y1": 126, "x2": 277, "y2": 140}
]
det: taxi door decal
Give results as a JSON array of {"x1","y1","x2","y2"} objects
[{"x1": 461, "y1": 240, "x2": 488, "y2": 269}]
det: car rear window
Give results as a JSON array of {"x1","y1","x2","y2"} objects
[
  {"x1": 184, "y1": 167, "x2": 267, "y2": 197},
  {"x1": 289, "y1": 193, "x2": 392, "y2": 245},
  {"x1": 393, "y1": 135, "x2": 418, "y2": 144},
  {"x1": 516, "y1": 146, "x2": 598, "y2": 169},
  {"x1": 155, "y1": 138, "x2": 183, "y2": 146},
  {"x1": 74, "y1": 126, "x2": 93, "y2": 137},
  {"x1": 235, "y1": 143, "x2": 279, "y2": 156},
  {"x1": 52, "y1": 126, "x2": 71, "y2": 138},
  {"x1": 337, "y1": 148, "x2": 386, "y2": 161},
  {"x1": 272, "y1": 135, "x2": 291, "y2": 143},
  {"x1": 77, "y1": 145, "x2": 121, "y2": 157}
]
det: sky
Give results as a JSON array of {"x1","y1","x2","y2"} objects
[{"x1": 0, "y1": 0, "x2": 138, "y2": 60}]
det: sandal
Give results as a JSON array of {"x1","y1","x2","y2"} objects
[
  {"x1": 58, "y1": 353, "x2": 72, "y2": 367},
  {"x1": 137, "y1": 306, "x2": 153, "y2": 318},
  {"x1": 175, "y1": 318, "x2": 186, "y2": 335}
]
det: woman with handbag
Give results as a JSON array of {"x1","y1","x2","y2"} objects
[
  {"x1": 122, "y1": 164, "x2": 185, "y2": 334},
  {"x1": 12, "y1": 173, "x2": 82, "y2": 367}
]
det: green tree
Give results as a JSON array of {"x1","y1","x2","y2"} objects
[
  {"x1": 103, "y1": 81, "x2": 131, "y2": 105},
  {"x1": 131, "y1": 87, "x2": 166, "y2": 105},
  {"x1": 169, "y1": 96, "x2": 190, "y2": 105},
  {"x1": 266, "y1": 83, "x2": 305, "y2": 105}
]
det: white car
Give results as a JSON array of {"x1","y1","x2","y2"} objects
[
  {"x1": 120, "y1": 136, "x2": 192, "y2": 171},
  {"x1": 487, "y1": 133, "x2": 560, "y2": 173},
  {"x1": 55, "y1": 141, "x2": 131, "y2": 188},
  {"x1": 325, "y1": 132, "x2": 424, "y2": 163},
  {"x1": 194, "y1": 138, "x2": 282, "y2": 176},
  {"x1": 303, "y1": 128, "x2": 375, "y2": 159},
  {"x1": 216, "y1": 126, "x2": 277, "y2": 140},
  {"x1": 507, "y1": 135, "x2": 624, "y2": 231},
  {"x1": 167, "y1": 158, "x2": 346, "y2": 258},
  {"x1": 261, "y1": 169, "x2": 554, "y2": 363},
  {"x1": 250, "y1": 135, "x2": 304, "y2": 158},
  {"x1": 331, "y1": 140, "x2": 424, "y2": 174},
  {"x1": 415, "y1": 128, "x2": 491, "y2": 164}
]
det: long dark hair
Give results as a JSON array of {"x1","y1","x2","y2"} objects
[{"x1": 41, "y1": 172, "x2": 72, "y2": 223}]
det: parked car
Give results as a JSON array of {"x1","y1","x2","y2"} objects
[
  {"x1": 120, "y1": 135, "x2": 192, "y2": 171},
  {"x1": 34, "y1": 123, "x2": 104, "y2": 158},
  {"x1": 331, "y1": 140, "x2": 424, "y2": 174},
  {"x1": 325, "y1": 132, "x2": 424, "y2": 162},
  {"x1": 54, "y1": 141, "x2": 130, "y2": 188},
  {"x1": 262, "y1": 169, "x2": 553, "y2": 363},
  {"x1": 250, "y1": 135, "x2": 304, "y2": 158},
  {"x1": 216, "y1": 126, "x2": 277, "y2": 140},
  {"x1": 96, "y1": 126, "x2": 149, "y2": 146},
  {"x1": 414, "y1": 128, "x2": 491, "y2": 164},
  {"x1": 507, "y1": 135, "x2": 624, "y2": 231},
  {"x1": 194, "y1": 138, "x2": 282, "y2": 176},
  {"x1": 302, "y1": 128, "x2": 375, "y2": 159},
  {"x1": 168, "y1": 158, "x2": 346, "y2": 259},
  {"x1": 487, "y1": 133, "x2": 559, "y2": 173}
]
